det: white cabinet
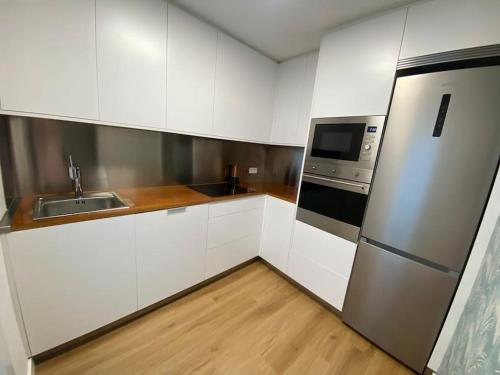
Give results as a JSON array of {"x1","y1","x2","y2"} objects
[
  {"x1": 135, "y1": 205, "x2": 208, "y2": 309},
  {"x1": 271, "y1": 52, "x2": 318, "y2": 146},
  {"x1": 288, "y1": 220, "x2": 356, "y2": 310},
  {"x1": 206, "y1": 196, "x2": 264, "y2": 278},
  {"x1": 96, "y1": 0, "x2": 167, "y2": 128},
  {"x1": 213, "y1": 33, "x2": 277, "y2": 142},
  {"x1": 6, "y1": 216, "x2": 137, "y2": 355},
  {"x1": 260, "y1": 196, "x2": 296, "y2": 272},
  {"x1": 400, "y1": 0, "x2": 500, "y2": 59},
  {"x1": 0, "y1": 0, "x2": 98, "y2": 119},
  {"x1": 167, "y1": 5, "x2": 217, "y2": 135},
  {"x1": 312, "y1": 8, "x2": 407, "y2": 118}
]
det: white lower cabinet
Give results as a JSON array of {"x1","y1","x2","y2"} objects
[
  {"x1": 135, "y1": 204, "x2": 209, "y2": 309},
  {"x1": 287, "y1": 220, "x2": 357, "y2": 310},
  {"x1": 260, "y1": 196, "x2": 295, "y2": 272},
  {"x1": 5, "y1": 194, "x2": 361, "y2": 355},
  {"x1": 6, "y1": 216, "x2": 137, "y2": 355},
  {"x1": 206, "y1": 196, "x2": 264, "y2": 278}
]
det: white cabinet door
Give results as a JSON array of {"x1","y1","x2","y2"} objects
[
  {"x1": 312, "y1": 8, "x2": 406, "y2": 118},
  {"x1": 167, "y1": 5, "x2": 217, "y2": 135},
  {"x1": 0, "y1": 0, "x2": 98, "y2": 119},
  {"x1": 400, "y1": 0, "x2": 500, "y2": 59},
  {"x1": 213, "y1": 33, "x2": 277, "y2": 142},
  {"x1": 135, "y1": 205, "x2": 208, "y2": 309},
  {"x1": 246, "y1": 49, "x2": 277, "y2": 142},
  {"x1": 271, "y1": 52, "x2": 318, "y2": 146},
  {"x1": 296, "y1": 52, "x2": 319, "y2": 145},
  {"x1": 6, "y1": 216, "x2": 137, "y2": 355},
  {"x1": 96, "y1": 0, "x2": 167, "y2": 128},
  {"x1": 288, "y1": 220, "x2": 356, "y2": 310},
  {"x1": 206, "y1": 196, "x2": 264, "y2": 278},
  {"x1": 260, "y1": 196, "x2": 295, "y2": 272}
]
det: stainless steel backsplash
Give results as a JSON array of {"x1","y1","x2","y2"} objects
[{"x1": 0, "y1": 115, "x2": 304, "y2": 197}]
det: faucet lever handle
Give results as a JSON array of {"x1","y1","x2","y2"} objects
[
  {"x1": 68, "y1": 154, "x2": 78, "y2": 180},
  {"x1": 68, "y1": 165, "x2": 77, "y2": 180}
]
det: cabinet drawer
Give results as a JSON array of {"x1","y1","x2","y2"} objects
[
  {"x1": 205, "y1": 234, "x2": 260, "y2": 279},
  {"x1": 208, "y1": 196, "x2": 265, "y2": 219},
  {"x1": 208, "y1": 207, "x2": 263, "y2": 249},
  {"x1": 291, "y1": 220, "x2": 356, "y2": 279},
  {"x1": 287, "y1": 251, "x2": 349, "y2": 311}
]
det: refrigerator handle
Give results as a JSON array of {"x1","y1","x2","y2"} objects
[{"x1": 432, "y1": 94, "x2": 451, "y2": 137}]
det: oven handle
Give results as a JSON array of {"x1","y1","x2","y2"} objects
[{"x1": 302, "y1": 173, "x2": 370, "y2": 194}]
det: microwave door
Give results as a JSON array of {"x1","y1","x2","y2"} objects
[{"x1": 310, "y1": 123, "x2": 365, "y2": 161}]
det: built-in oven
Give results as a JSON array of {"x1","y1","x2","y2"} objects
[
  {"x1": 297, "y1": 174, "x2": 369, "y2": 242},
  {"x1": 297, "y1": 116, "x2": 385, "y2": 243},
  {"x1": 304, "y1": 116, "x2": 385, "y2": 183}
]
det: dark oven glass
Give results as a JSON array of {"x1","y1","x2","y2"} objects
[
  {"x1": 298, "y1": 181, "x2": 368, "y2": 227},
  {"x1": 311, "y1": 123, "x2": 365, "y2": 161}
]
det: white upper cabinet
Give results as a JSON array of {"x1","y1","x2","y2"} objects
[
  {"x1": 0, "y1": 0, "x2": 98, "y2": 119},
  {"x1": 271, "y1": 52, "x2": 318, "y2": 146},
  {"x1": 400, "y1": 0, "x2": 500, "y2": 59},
  {"x1": 214, "y1": 33, "x2": 277, "y2": 142},
  {"x1": 96, "y1": 0, "x2": 167, "y2": 128},
  {"x1": 312, "y1": 8, "x2": 407, "y2": 118},
  {"x1": 167, "y1": 5, "x2": 217, "y2": 135}
]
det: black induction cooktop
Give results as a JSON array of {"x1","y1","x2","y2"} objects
[{"x1": 187, "y1": 183, "x2": 253, "y2": 197}]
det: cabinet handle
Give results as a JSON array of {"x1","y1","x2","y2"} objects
[{"x1": 167, "y1": 207, "x2": 186, "y2": 215}]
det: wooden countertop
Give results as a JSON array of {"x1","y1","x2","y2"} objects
[{"x1": 10, "y1": 183, "x2": 298, "y2": 232}]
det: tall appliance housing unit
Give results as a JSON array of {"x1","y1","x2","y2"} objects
[{"x1": 343, "y1": 64, "x2": 500, "y2": 373}]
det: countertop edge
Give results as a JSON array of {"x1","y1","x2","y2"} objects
[{"x1": 9, "y1": 186, "x2": 298, "y2": 232}]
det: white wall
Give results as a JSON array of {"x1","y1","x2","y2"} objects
[
  {"x1": 428, "y1": 167, "x2": 500, "y2": 371},
  {"x1": 0, "y1": 237, "x2": 30, "y2": 375},
  {"x1": 0, "y1": 325, "x2": 14, "y2": 375}
]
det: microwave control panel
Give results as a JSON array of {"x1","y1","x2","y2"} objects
[{"x1": 360, "y1": 126, "x2": 378, "y2": 162}]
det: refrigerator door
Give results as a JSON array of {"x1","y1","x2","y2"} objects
[
  {"x1": 343, "y1": 240, "x2": 458, "y2": 373},
  {"x1": 362, "y1": 65, "x2": 500, "y2": 271}
]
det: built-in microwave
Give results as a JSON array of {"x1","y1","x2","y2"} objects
[{"x1": 304, "y1": 116, "x2": 385, "y2": 183}]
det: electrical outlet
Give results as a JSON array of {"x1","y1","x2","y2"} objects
[{"x1": 249, "y1": 167, "x2": 258, "y2": 174}]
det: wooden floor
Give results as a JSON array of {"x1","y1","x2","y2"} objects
[{"x1": 37, "y1": 261, "x2": 414, "y2": 375}]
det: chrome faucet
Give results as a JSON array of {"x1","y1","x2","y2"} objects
[{"x1": 68, "y1": 155, "x2": 83, "y2": 199}]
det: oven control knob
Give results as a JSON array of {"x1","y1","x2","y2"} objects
[
  {"x1": 331, "y1": 168, "x2": 336, "y2": 173},
  {"x1": 311, "y1": 166, "x2": 317, "y2": 170},
  {"x1": 355, "y1": 172, "x2": 360, "y2": 177},
  {"x1": 364, "y1": 144, "x2": 371, "y2": 151}
]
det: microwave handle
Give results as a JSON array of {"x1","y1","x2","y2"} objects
[{"x1": 302, "y1": 173, "x2": 369, "y2": 194}]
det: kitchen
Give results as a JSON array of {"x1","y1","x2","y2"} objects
[{"x1": 0, "y1": 0, "x2": 499, "y2": 374}]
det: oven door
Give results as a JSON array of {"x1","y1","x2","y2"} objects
[{"x1": 297, "y1": 174, "x2": 369, "y2": 243}]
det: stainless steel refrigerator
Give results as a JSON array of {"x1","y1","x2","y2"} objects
[{"x1": 342, "y1": 64, "x2": 500, "y2": 373}]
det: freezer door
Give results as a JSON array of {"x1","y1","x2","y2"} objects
[
  {"x1": 362, "y1": 65, "x2": 500, "y2": 271},
  {"x1": 343, "y1": 241, "x2": 458, "y2": 373}
]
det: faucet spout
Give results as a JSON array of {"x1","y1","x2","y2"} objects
[{"x1": 68, "y1": 155, "x2": 84, "y2": 199}]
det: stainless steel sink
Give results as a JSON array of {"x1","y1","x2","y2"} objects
[{"x1": 33, "y1": 192, "x2": 129, "y2": 220}]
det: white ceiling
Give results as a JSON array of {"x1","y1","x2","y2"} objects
[{"x1": 172, "y1": 0, "x2": 416, "y2": 62}]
